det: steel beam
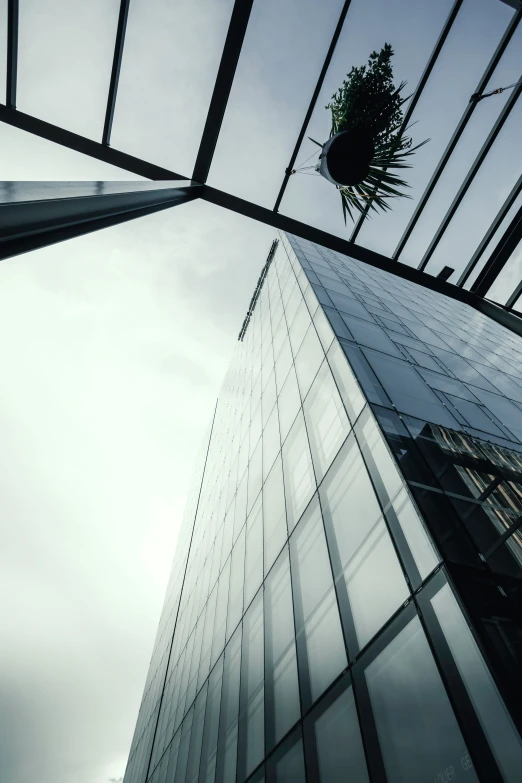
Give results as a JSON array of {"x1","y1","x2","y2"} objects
[
  {"x1": 418, "y1": 76, "x2": 522, "y2": 272},
  {"x1": 191, "y1": 0, "x2": 255, "y2": 184},
  {"x1": 0, "y1": 181, "x2": 200, "y2": 261},
  {"x1": 102, "y1": 0, "x2": 131, "y2": 146},
  {"x1": 7, "y1": 0, "x2": 19, "y2": 108},
  {"x1": 0, "y1": 105, "x2": 185, "y2": 179},
  {"x1": 273, "y1": 0, "x2": 354, "y2": 214},
  {"x1": 457, "y1": 172, "x2": 522, "y2": 287},
  {"x1": 470, "y1": 202, "x2": 522, "y2": 297},
  {"x1": 349, "y1": 0, "x2": 464, "y2": 242},
  {"x1": 394, "y1": 8, "x2": 522, "y2": 261}
]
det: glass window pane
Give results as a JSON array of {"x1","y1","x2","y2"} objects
[
  {"x1": 326, "y1": 340, "x2": 365, "y2": 423},
  {"x1": 432, "y1": 583, "x2": 522, "y2": 782},
  {"x1": 320, "y1": 436, "x2": 409, "y2": 651},
  {"x1": 282, "y1": 412, "x2": 316, "y2": 531},
  {"x1": 235, "y1": 473, "x2": 249, "y2": 542},
  {"x1": 244, "y1": 497, "x2": 263, "y2": 610},
  {"x1": 363, "y1": 349, "x2": 459, "y2": 427},
  {"x1": 275, "y1": 339, "x2": 293, "y2": 395},
  {"x1": 348, "y1": 318, "x2": 403, "y2": 358},
  {"x1": 265, "y1": 549, "x2": 301, "y2": 746},
  {"x1": 226, "y1": 529, "x2": 245, "y2": 641},
  {"x1": 247, "y1": 438, "x2": 263, "y2": 516},
  {"x1": 294, "y1": 324, "x2": 325, "y2": 401},
  {"x1": 277, "y1": 366, "x2": 301, "y2": 445},
  {"x1": 365, "y1": 616, "x2": 479, "y2": 783},
  {"x1": 199, "y1": 658, "x2": 224, "y2": 782},
  {"x1": 262, "y1": 370, "x2": 277, "y2": 425},
  {"x1": 173, "y1": 707, "x2": 194, "y2": 783},
  {"x1": 288, "y1": 300, "x2": 312, "y2": 355},
  {"x1": 275, "y1": 737, "x2": 306, "y2": 783},
  {"x1": 184, "y1": 682, "x2": 208, "y2": 783},
  {"x1": 263, "y1": 403, "x2": 281, "y2": 482},
  {"x1": 314, "y1": 685, "x2": 369, "y2": 783},
  {"x1": 241, "y1": 592, "x2": 265, "y2": 778},
  {"x1": 356, "y1": 413, "x2": 439, "y2": 581},
  {"x1": 217, "y1": 626, "x2": 243, "y2": 783},
  {"x1": 312, "y1": 304, "x2": 335, "y2": 352},
  {"x1": 263, "y1": 456, "x2": 288, "y2": 573},
  {"x1": 291, "y1": 497, "x2": 347, "y2": 704},
  {"x1": 304, "y1": 359, "x2": 351, "y2": 481}
]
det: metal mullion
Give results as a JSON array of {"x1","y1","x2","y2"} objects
[
  {"x1": 191, "y1": 0, "x2": 255, "y2": 184},
  {"x1": 470, "y1": 202, "x2": 522, "y2": 297},
  {"x1": 394, "y1": 8, "x2": 522, "y2": 260},
  {"x1": 6, "y1": 0, "x2": 18, "y2": 108},
  {"x1": 273, "y1": 0, "x2": 354, "y2": 214},
  {"x1": 506, "y1": 278, "x2": 522, "y2": 310},
  {"x1": 457, "y1": 172, "x2": 522, "y2": 287},
  {"x1": 102, "y1": 0, "x2": 131, "y2": 146},
  {"x1": 349, "y1": 0, "x2": 464, "y2": 242},
  {"x1": 0, "y1": 105, "x2": 185, "y2": 179},
  {"x1": 418, "y1": 76, "x2": 522, "y2": 272}
]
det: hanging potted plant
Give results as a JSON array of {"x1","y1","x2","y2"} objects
[{"x1": 310, "y1": 44, "x2": 428, "y2": 223}]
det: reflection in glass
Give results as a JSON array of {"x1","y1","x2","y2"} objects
[
  {"x1": 282, "y1": 412, "x2": 316, "y2": 531},
  {"x1": 327, "y1": 340, "x2": 365, "y2": 423},
  {"x1": 263, "y1": 456, "x2": 288, "y2": 573},
  {"x1": 314, "y1": 685, "x2": 369, "y2": 782},
  {"x1": 217, "y1": 626, "x2": 242, "y2": 783},
  {"x1": 294, "y1": 324, "x2": 325, "y2": 400},
  {"x1": 265, "y1": 549, "x2": 300, "y2": 747},
  {"x1": 274, "y1": 736, "x2": 306, "y2": 783},
  {"x1": 241, "y1": 592, "x2": 265, "y2": 778},
  {"x1": 244, "y1": 498, "x2": 263, "y2": 610},
  {"x1": 304, "y1": 359, "x2": 351, "y2": 481},
  {"x1": 277, "y1": 366, "x2": 301, "y2": 445},
  {"x1": 320, "y1": 435, "x2": 409, "y2": 650},
  {"x1": 291, "y1": 497, "x2": 347, "y2": 704},
  {"x1": 357, "y1": 413, "x2": 439, "y2": 580},
  {"x1": 432, "y1": 584, "x2": 522, "y2": 782},
  {"x1": 366, "y1": 616, "x2": 479, "y2": 783}
]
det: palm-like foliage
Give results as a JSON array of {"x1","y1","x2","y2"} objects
[{"x1": 324, "y1": 43, "x2": 429, "y2": 223}]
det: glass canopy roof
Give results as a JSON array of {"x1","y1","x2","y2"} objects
[{"x1": 1, "y1": 0, "x2": 521, "y2": 313}]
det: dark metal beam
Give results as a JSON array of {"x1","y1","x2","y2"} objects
[
  {"x1": 418, "y1": 75, "x2": 522, "y2": 272},
  {"x1": 191, "y1": 0, "x2": 255, "y2": 184},
  {"x1": 470, "y1": 202, "x2": 522, "y2": 297},
  {"x1": 0, "y1": 105, "x2": 186, "y2": 179},
  {"x1": 102, "y1": 0, "x2": 131, "y2": 146},
  {"x1": 457, "y1": 172, "x2": 522, "y2": 287},
  {"x1": 273, "y1": 0, "x2": 354, "y2": 214},
  {"x1": 0, "y1": 181, "x2": 200, "y2": 261},
  {"x1": 394, "y1": 8, "x2": 522, "y2": 261},
  {"x1": 7, "y1": 0, "x2": 19, "y2": 108},
  {"x1": 349, "y1": 0, "x2": 464, "y2": 243}
]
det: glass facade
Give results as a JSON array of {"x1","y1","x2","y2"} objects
[{"x1": 124, "y1": 232, "x2": 522, "y2": 783}]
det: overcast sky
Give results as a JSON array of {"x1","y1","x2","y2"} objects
[{"x1": 0, "y1": 1, "x2": 521, "y2": 782}]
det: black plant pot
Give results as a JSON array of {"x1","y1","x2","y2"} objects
[{"x1": 318, "y1": 130, "x2": 375, "y2": 186}]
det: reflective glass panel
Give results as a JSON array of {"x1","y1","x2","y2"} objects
[
  {"x1": 282, "y1": 412, "x2": 316, "y2": 531},
  {"x1": 304, "y1": 358, "x2": 351, "y2": 481},
  {"x1": 366, "y1": 616, "x2": 479, "y2": 783},
  {"x1": 314, "y1": 685, "x2": 369, "y2": 783},
  {"x1": 432, "y1": 583, "x2": 522, "y2": 782},
  {"x1": 291, "y1": 497, "x2": 347, "y2": 703},
  {"x1": 320, "y1": 435, "x2": 410, "y2": 650}
]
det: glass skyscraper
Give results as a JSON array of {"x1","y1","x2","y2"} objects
[{"x1": 123, "y1": 232, "x2": 522, "y2": 783}]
